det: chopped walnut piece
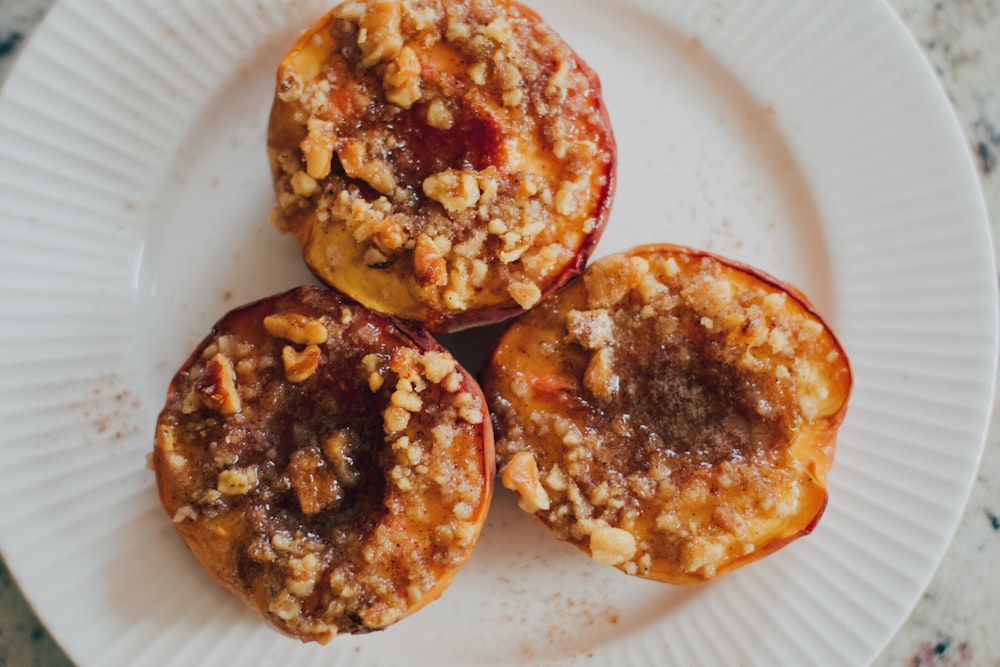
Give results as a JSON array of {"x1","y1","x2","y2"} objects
[
  {"x1": 391, "y1": 386, "x2": 423, "y2": 413},
  {"x1": 362, "y1": 353, "x2": 386, "y2": 391},
  {"x1": 196, "y1": 353, "x2": 242, "y2": 415},
  {"x1": 441, "y1": 370, "x2": 462, "y2": 393},
  {"x1": 544, "y1": 464, "x2": 568, "y2": 491},
  {"x1": 483, "y1": 17, "x2": 512, "y2": 44},
  {"x1": 422, "y1": 351, "x2": 456, "y2": 384},
  {"x1": 566, "y1": 309, "x2": 615, "y2": 349},
  {"x1": 589, "y1": 526, "x2": 637, "y2": 566},
  {"x1": 583, "y1": 254, "x2": 650, "y2": 309},
  {"x1": 180, "y1": 388, "x2": 201, "y2": 414},
  {"x1": 300, "y1": 119, "x2": 336, "y2": 180},
  {"x1": 414, "y1": 233, "x2": 448, "y2": 287},
  {"x1": 500, "y1": 451, "x2": 550, "y2": 513},
  {"x1": 286, "y1": 553, "x2": 322, "y2": 598},
  {"x1": 290, "y1": 171, "x2": 320, "y2": 197},
  {"x1": 217, "y1": 466, "x2": 258, "y2": 495},
  {"x1": 456, "y1": 391, "x2": 484, "y2": 425},
  {"x1": 264, "y1": 313, "x2": 329, "y2": 346},
  {"x1": 384, "y1": 405, "x2": 411, "y2": 432},
  {"x1": 282, "y1": 344, "x2": 322, "y2": 383},
  {"x1": 763, "y1": 292, "x2": 788, "y2": 312},
  {"x1": 425, "y1": 99, "x2": 453, "y2": 129},
  {"x1": 467, "y1": 61, "x2": 487, "y2": 85},
  {"x1": 554, "y1": 179, "x2": 586, "y2": 216},
  {"x1": 502, "y1": 89, "x2": 523, "y2": 107},
  {"x1": 422, "y1": 169, "x2": 480, "y2": 212},
  {"x1": 339, "y1": 139, "x2": 397, "y2": 196},
  {"x1": 583, "y1": 347, "x2": 618, "y2": 400},
  {"x1": 356, "y1": 0, "x2": 404, "y2": 68},
  {"x1": 269, "y1": 590, "x2": 302, "y2": 622},
  {"x1": 680, "y1": 537, "x2": 726, "y2": 576},
  {"x1": 383, "y1": 45, "x2": 421, "y2": 108},
  {"x1": 508, "y1": 279, "x2": 542, "y2": 309},
  {"x1": 547, "y1": 58, "x2": 572, "y2": 93}
]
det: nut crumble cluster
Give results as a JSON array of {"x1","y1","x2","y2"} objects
[
  {"x1": 267, "y1": 0, "x2": 616, "y2": 331},
  {"x1": 484, "y1": 244, "x2": 852, "y2": 584},
  {"x1": 151, "y1": 287, "x2": 494, "y2": 643}
]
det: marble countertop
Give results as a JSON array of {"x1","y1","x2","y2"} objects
[{"x1": 1, "y1": 0, "x2": 997, "y2": 665}]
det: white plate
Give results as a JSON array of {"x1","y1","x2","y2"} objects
[{"x1": 0, "y1": 0, "x2": 995, "y2": 665}]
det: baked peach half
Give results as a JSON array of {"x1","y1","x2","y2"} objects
[
  {"x1": 152, "y1": 286, "x2": 494, "y2": 642},
  {"x1": 267, "y1": 0, "x2": 616, "y2": 332},
  {"x1": 483, "y1": 244, "x2": 852, "y2": 584}
]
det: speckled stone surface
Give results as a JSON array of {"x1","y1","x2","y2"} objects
[
  {"x1": 0, "y1": 10, "x2": 67, "y2": 667},
  {"x1": 871, "y1": 4, "x2": 1000, "y2": 666},
  {"x1": 0, "y1": 1, "x2": 998, "y2": 665}
]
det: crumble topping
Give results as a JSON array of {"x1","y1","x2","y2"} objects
[
  {"x1": 488, "y1": 247, "x2": 850, "y2": 581},
  {"x1": 268, "y1": 0, "x2": 614, "y2": 325},
  {"x1": 153, "y1": 287, "x2": 490, "y2": 642}
]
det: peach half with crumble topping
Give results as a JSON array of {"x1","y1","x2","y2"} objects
[
  {"x1": 483, "y1": 244, "x2": 852, "y2": 584},
  {"x1": 151, "y1": 286, "x2": 494, "y2": 642},
  {"x1": 267, "y1": 0, "x2": 615, "y2": 332}
]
